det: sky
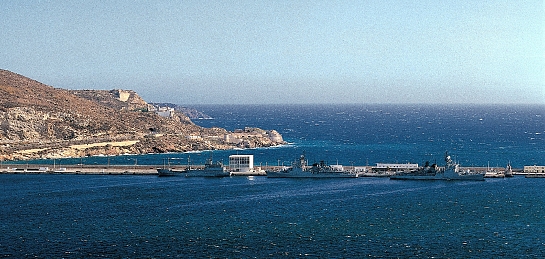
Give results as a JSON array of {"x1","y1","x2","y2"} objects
[{"x1": 1, "y1": 0, "x2": 544, "y2": 105}]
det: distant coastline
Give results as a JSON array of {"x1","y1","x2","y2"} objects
[{"x1": 0, "y1": 70, "x2": 286, "y2": 161}]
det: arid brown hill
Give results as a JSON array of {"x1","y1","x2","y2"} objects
[{"x1": 0, "y1": 70, "x2": 284, "y2": 160}]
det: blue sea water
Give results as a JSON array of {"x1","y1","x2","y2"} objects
[
  {"x1": 2, "y1": 104, "x2": 545, "y2": 258},
  {"x1": 2, "y1": 175, "x2": 545, "y2": 258},
  {"x1": 190, "y1": 104, "x2": 545, "y2": 168},
  {"x1": 13, "y1": 104, "x2": 545, "y2": 168}
]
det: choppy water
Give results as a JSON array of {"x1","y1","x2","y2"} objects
[
  {"x1": 13, "y1": 104, "x2": 545, "y2": 168},
  {"x1": 2, "y1": 175, "x2": 545, "y2": 258},
  {"x1": 3, "y1": 104, "x2": 545, "y2": 258},
  {"x1": 190, "y1": 104, "x2": 545, "y2": 168}
]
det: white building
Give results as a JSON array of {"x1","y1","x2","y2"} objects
[
  {"x1": 229, "y1": 155, "x2": 254, "y2": 173},
  {"x1": 228, "y1": 154, "x2": 266, "y2": 176},
  {"x1": 371, "y1": 163, "x2": 418, "y2": 172},
  {"x1": 354, "y1": 166, "x2": 368, "y2": 173},
  {"x1": 374, "y1": 163, "x2": 419, "y2": 170},
  {"x1": 524, "y1": 165, "x2": 545, "y2": 174},
  {"x1": 156, "y1": 107, "x2": 175, "y2": 118}
]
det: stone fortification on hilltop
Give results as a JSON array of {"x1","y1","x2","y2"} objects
[
  {"x1": 0, "y1": 69, "x2": 286, "y2": 161},
  {"x1": 70, "y1": 89, "x2": 149, "y2": 112}
]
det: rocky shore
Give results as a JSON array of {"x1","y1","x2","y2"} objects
[{"x1": 0, "y1": 69, "x2": 286, "y2": 161}]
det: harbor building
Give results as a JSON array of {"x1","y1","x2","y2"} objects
[
  {"x1": 373, "y1": 163, "x2": 418, "y2": 171},
  {"x1": 524, "y1": 165, "x2": 545, "y2": 174},
  {"x1": 229, "y1": 154, "x2": 265, "y2": 176},
  {"x1": 229, "y1": 154, "x2": 254, "y2": 172},
  {"x1": 353, "y1": 166, "x2": 368, "y2": 173}
]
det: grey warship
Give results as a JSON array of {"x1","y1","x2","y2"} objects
[
  {"x1": 267, "y1": 153, "x2": 358, "y2": 178},
  {"x1": 157, "y1": 157, "x2": 229, "y2": 177},
  {"x1": 390, "y1": 152, "x2": 485, "y2": 181}
]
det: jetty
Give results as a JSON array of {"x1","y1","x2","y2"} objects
[
  {"x1": 0, "y1": 163, "x2": 525, "y2": 177},
  {"x1": 0, "y1": 164, "x2": 159, "y2": 175},
  {"x1": 0, "y1": 164, "x2": 287, "y2": 176}
]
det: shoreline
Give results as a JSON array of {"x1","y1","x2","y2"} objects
[
  {"x1": 0, "y1": 164, "x2": 526, "y2": 176},
  {"x1": 0, "y1": 165, "x2": 159, "y2": 175},
  {"x1": 0, "y1": 164, "x2": 284, "y2": 176}
]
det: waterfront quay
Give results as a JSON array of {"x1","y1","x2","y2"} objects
[
  {"x1": 0, "y1": 164, "x2": 160, "y2": 175},
  {"x1": 0, "y1": 164, "x2": 525, "y2": 176},
  {"x1": 0, "y1": 164, "x2": 285, "y2": 175}
]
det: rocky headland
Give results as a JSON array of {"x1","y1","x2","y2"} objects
[{"x1": 0, "y1": 69, "x2": 285, "y2": 161}]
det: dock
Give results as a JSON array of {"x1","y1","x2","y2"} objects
[
  {"x1": 0, "y1": 164, "x2": 526, "y2": 176},
  {"x1": 0, "y1": 165, "x2": 159, "y2": 175},
  {"x1": 0, "y1": 164, "x2": 286, "y2": 176}
]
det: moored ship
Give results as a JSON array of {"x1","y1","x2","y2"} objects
[
  {"x1": 483, "y1": 162, "x2": 511, "y2": 178},
  {"x1": 484, "y1": 170, "x2": 505, "y2": 178},
  {"x1": 504, "y1": 162, "x2": 514, "y2": 177},
  {"x1": 157, "y1": 157, "x2": 229, "y2": 177},
  {"x1": 390, "y1": 152, "x2": 485, "y2": 181},
  {"x1": 267, "y1": 153, "x2": 358, "y2": 178}
]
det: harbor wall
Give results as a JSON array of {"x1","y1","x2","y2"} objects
[
  {"x1": 0, "y1": 164, "x2": 285, "y2": 175},
  {"x1": 0, "y1": 164, "x2": 524, "y2": 175}
]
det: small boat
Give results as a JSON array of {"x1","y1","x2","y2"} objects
[
  {"x1": 157, "y1": 157, "x2": 229, "y2": 177},
  {"x1": 484, "y1": 162, "x2": 505, "y2": 178},
  {"x1": 390, "y1": 152, "x2": 485, "y2": 181},
  {"x1": 267, "y1": 153, "x2": 358, "y2": 178},
  {"x1": 484, "y1": 170, "x2": 505, "y2": 178},
  {"x1": 484, "y1": 162, "x2": 514, "y2": 178}
]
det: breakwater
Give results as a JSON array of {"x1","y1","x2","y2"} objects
[
  {"x1": 0, "y1": 164, "x2": 159, "y2": 175},
  {"x1": 0, "y1": 164, "x2": 524, "y2": 176},
  {"x1": 0, "y1": 164, "x2": 284, "y2": 175}
]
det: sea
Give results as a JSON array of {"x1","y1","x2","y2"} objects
[{"x1": 2, "y1": 104, "x2": 545, "y2": 258}]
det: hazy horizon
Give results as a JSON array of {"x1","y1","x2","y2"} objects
[{"x1": 1, "y1": 1, "x2": 543, "y2": 105}]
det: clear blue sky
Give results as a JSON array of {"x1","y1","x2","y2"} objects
[{"x1": 1, "y1": 0, "x2": 544, "y2": 104}]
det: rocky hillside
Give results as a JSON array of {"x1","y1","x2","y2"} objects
[
  {"x1": 71, "y1": 89, "x2": 149, "y2": 111},
  {"x1": 150, "y1": 102, "x2": 213, "y2": 119},
  {"x1": 0, "y1": 70, "x2": 284, "y2": 160}
]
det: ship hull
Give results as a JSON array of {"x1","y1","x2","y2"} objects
[
  {"x1": 390, "y1": 174, "x2": 484, "y2": 181},
  {"x1": 267, "y1": 169, "x2": 358, "y2": 178},
  {"x1": 157, "y1": 168, "x2": 229, "y2": 177},
  {"x1": 157, "y1": 168, "x2": 183, "y2": 177},
  {"x1": 390, "y1": 152, "x2": 485, "y2": 181},
  {"x1": 390, "y1": 170, "x2": 485, "y2": 181}
]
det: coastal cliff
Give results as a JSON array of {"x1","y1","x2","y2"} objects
[{"x1": 0, "y1": 69, "x2": 285, "y2": 160}]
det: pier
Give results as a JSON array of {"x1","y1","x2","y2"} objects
[
  {"x1": 0, "y1": 164, "x2": 525, "y2": 176},
  {"x1": 0, "y1": 164, "x2": 287, "y2": 175},
  {"x1": 0, "y1": 164, "x2": 159, "y2": 175}
]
